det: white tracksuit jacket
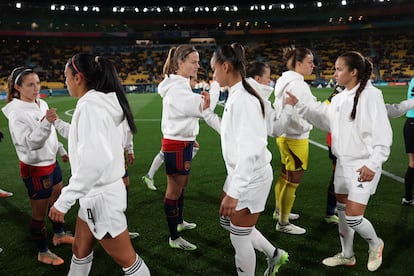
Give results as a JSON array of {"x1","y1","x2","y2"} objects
[
  {"x1": 54, "y1": 90, "x2": 125, "y2": 214},
  {"x1": 298, "y1": 81, "x2": 392, "y2": 172},
  {"x1": 274, "y1": 70, "x2": 316, "y2": 139},
  {"x1": 158, "y1": 74, "x2": 204, "y2": 141},
  {"x1": 2, "y1": 98, "x2": 67, "y2": 166},
  {"x1": 204, "y1": 81, "x2": 272, "y2": 199}
]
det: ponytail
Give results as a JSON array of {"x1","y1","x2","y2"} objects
[
  {"x1": 68, "y1": 53, "x2": 136, "y2": 133},
  {"x1": 213, "y1": 43, "x2": 265, "y2": 117},
  {"x1": 242, "y1": 78, "x2": 265, "y2": 117}
]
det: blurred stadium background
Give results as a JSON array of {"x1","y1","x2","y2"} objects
[{"x1": 1, "y1": 1, "x2": 414, "y2": 275}]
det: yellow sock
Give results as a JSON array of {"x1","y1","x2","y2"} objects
[
  {"x1": 280, "y1": 181, "x2": 299, "y2": 224},
  {"x1": 275, "y1": 173, "x2": 287, "y2": 212}
]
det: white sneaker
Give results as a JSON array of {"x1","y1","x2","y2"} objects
[
  {"x1": 401, "y1": 198, "x2": 414, "y2": 206},
  {"x1": 0, "y1": 188, "x2": 13, "y2": 198},
  {"x1": 264, "y1": 248, "x2": 289, "y2": 276},
  {"x1": 141, "y1": 175, "x2": 157, "y2": 190},
  {"x1": 276, "y1": 222, "x2": 306, "y2": 235},
  {"x1": 177, "y1": 220, "x2": 197, "y2": 232},
  {"x1": 128, "y1": 232, "x2": 140, "y2": 239},
  {"x1": 367, "y1": 238, "x2": 384, "y2": 272},
  {"x1": 169, "y1": 237, "x2": 197, "y2": 251},
  {"x1": 272, "y1": 209, "x2": 300, "y2": 221},
  {"x1": 322, "y1": 252, "x2": 356, "y2": 267}
]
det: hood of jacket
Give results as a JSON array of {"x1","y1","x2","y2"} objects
[
  {"x1": 158, "y1": 74, "x2": 191, "y2": 98},
  {"x1": 246, "y1": 77, "x2": 274, "y2": 100},
  {"x1": 274, "y1": 70, "x2": 304, "y2": 99},
  {"x1": 2, "y1": 98, "x2": 43, "y2": 119},
  {"x1": 79, "y1": 89, "x2": 124, "y2": 127}
]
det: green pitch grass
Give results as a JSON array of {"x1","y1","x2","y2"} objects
[{"x1": 0, "y1": 86, "x2": 413, "y2": 275}]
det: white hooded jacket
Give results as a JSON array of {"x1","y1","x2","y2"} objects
[
  {"x1": 297, "y1": 81, "x2": 392, "y2": 172},
  {"x1": 273, "y1": 70, "x2": 316, "y2": 139},
  {"x1": 54, "y1": 90, "x2": 125, "y2": 214},
  {"x1": 158, "y1": 74, "x2": 204, "y2": 141},
  {"x1": 2, "y1": 98, "x2": 62, "y2": 166}
]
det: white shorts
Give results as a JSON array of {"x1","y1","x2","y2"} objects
[
  {"x1": 334, "y1": 159, "x2": 381, "y2": 205},
  {"x1": 78, "y1": 180, "x2": 127, "y2": 240},
  {"x1": 224, "y1": 164, "x2": 273, "y2": 214}
]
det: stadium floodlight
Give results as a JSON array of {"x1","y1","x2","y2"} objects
[
  {"x1": 195, "y1": 7, "x2": 199, "y2": 12},
  {"x1": 60, "y1": 5, "x2": 65, "y2": 11},
  {"x1": 280, "y1": 4, "x2": 286, "y2": 9},
  {"x1": 225, "y1": 6, "x2": 230, "y2": 12},
  {"x1": 143, "y1": 7, "x2": 148, "y2": 12},
  {"x1": 205, "y1": 7, "x2": 209, "y2": 12},
  {"x1": 135, "y1": 7, "x2": 139, "y2": 12},
  {"x1": 156, "y1": 7, "x2": 161, "y2": 12},
  {"x1": 268, "y1": 5, "x2": 273, "y2": 10},
  {"x1": 233, "y1": 6, "x2": 238, "y2": 11},
  {"x1": 316, "y1": 1, "x2": 323, "y2": 8},
  {"x1": 51, "y1": 4, "x2": 56, "y2": 10},
  {"x1": 213, "y1": 6, "x2": 218, "y2": 12},
  {"x1": 112, "y1": 7, "x2": 117, "y2": 12},
  {"x1": 16, "y1": 2, "x2": 22, "y2": 9},
  {"x1": 341, "y1": 0, "x2": 347, "y2": 6},
  {"x1": 261, "y1": 5, "x2": 265, "y2": 10},
  {"x1": 74, "y1": 5, "x2": 79, "y2": 11},
  {"x1": 83, "y1": 6, "x2": 88, "y2": 11},
  {"x1": 120, "y1": 7, "x2": 125, "y2": 12},
  {"x1": 250, "y1": 5, "x2": 254, "y2": 11},
  {"x1": 289, "y1": 3, "x2": 294, "y2": 9},
  {"x1": 168, "y1": 7, "x2": 173, "y2": 12}
]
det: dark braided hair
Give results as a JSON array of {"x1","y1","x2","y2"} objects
[
  {"x1": 338, "y1": 51, "x2": 373, "y2": 120},
  {"x1": 212, "y1": 43, "x2": 265, "y2": 117},
  {"x1": 67, "y1": 53, "x2": 137, "y2": 133}
]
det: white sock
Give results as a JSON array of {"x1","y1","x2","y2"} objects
[
  {"x1": 192, "y1": 146, "x2": 199, "y2": 158},
  {"x1": 230, "y1": 223, "x2": 255, "y2": 276},
  {"x1": 147, "y1": 151, "x2": 164, "y2": 178},
  {"x1": 68, "y1": 252, "x2": 93, "y2": 276},
  {"x1": 250, "y1": 227, "x2": 275, "y2": 258},
  {"x1": 337, "y1": 203, "x2": 355, "y2": 258},
  {"x1": 123, "y1": 254, "x2": 150, "y2": 276},
  {"x1": 219, "y1": 216, "x2": 230, "y2": 231},
  {"x1": 346, "y1": 215, "x2": 380, "y2": 249}
]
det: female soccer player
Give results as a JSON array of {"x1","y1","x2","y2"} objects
[
  {"x1": 2, "y1": 67, "x2": 73, "y2": 265},
  {"x1": 273, "y1": 47, "x2": 317, "y2": 235},
  {"x1": 157, "y1": 45, "x2": 210, "y2": 250},
  {"x1": 402, "y1": 76, "x2": 414, "y2": 206},
  {"x1": 49, "y1": 54, "x2": 150, "y2": 275},
  {"x1": 295, "y1": 51, "x2": 391, "y2": 272},
  {"x1": 203, "y1": 43, "x2": 296, "y2": 276}
]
